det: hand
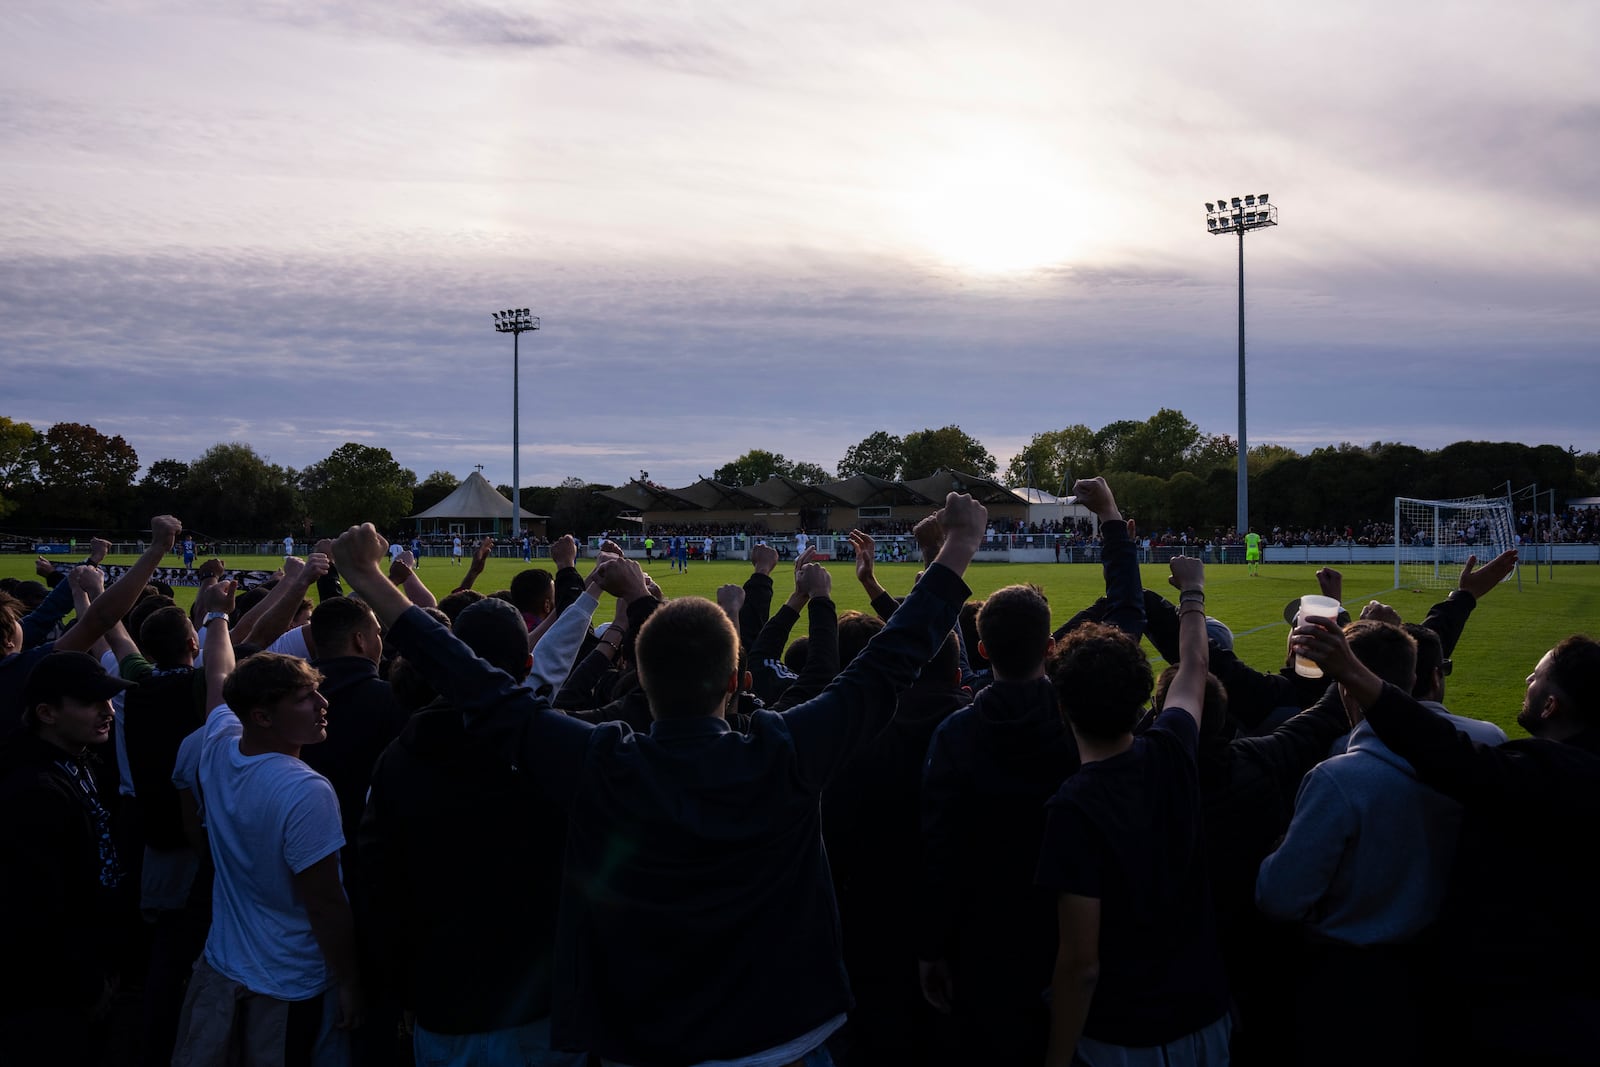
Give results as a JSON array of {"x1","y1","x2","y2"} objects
[
  {"x1": 299, "y1": 552, "x2": 331, "y2": 585},
  {"x1": 795, "y1": 561, "x2": 832, "y2": 600},
  {"x1": 642, "y1": 573, "x2": 662, "y2": 600},
  {"x1": 1315, "y1": 566, "x2": 1343, "y2": 602},
  {"x1": 1071, "y1": 476, "x2": 1120, "y2": 521},
  {"x1": 314, "y1": 538, "x2": 335, "y2": 558},
  {"x1": 69, "y1": 564, "x2": 105, "y2": 598},
  {"x1": 281, "y1": 556, "x2": 306, "y2": 581},
  {"x1": 934, "y1": 493, "x2": 987, "y2": 551},
  {"x1": 334, "y1": 979, "x2": 364, "y2": 1031},
  {"x1": 34, "y1": 556, "x2": 55, "y2": 578},
  {"x1": 551, "y1": 534, "x2": 578, "y2": 570},
  {"x1": 1459, "y1": 549, "x2": 1518, "y2": 599},
  {"x1": 600, "y1": 557, "x2": 648, "y2": 601},
  {"x1": 87, "y1": 537, "x2": 111, "y2": 565},
  {"x1": 919, "y1": 959, "x2": 954, "y2": 1015},
  {"x1": 397, "y1": 550, "x2": 416, "y2": 569},
  {"x1": 197, "y1": 558, "x2": 226, "y2": 581},
  {"x1": 750, "y1": 543, "x2": 778, "y2": 576},
  {"x1": 474, "y1": 537, "x2": 494, "y2": 564},
  {"x1": 1168, "y1": 555, "x2": 1205, "y2": 593},
  {"x1": 1290, "y1": 615, "x2": 1363, "y2": 680},
  {"x1": 332, "y1": 523, "x2": 390, "y2": 576},
  {"x1": 198, "y1": 579, "x2": 238, "y2": 616},
  {"x1": 1358, "y1": 601, "x2": 1402, "y2": 626},
  {"x1": 913, "y1": 515, "x2": 945, "y2": 562},
  {"x1": 716, "y1": 584, "x2": 746, "y2": 617},
  {"x1": 149, "y1": 515, "x2": 182, "y2": 549},
  {"x1": 848, "y1": 530, "x2": 876, "y2": 581}
]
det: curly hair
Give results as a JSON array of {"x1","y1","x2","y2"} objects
[{"x1": 1047, "y1": 621, "x2": 1153, "y2": 741}]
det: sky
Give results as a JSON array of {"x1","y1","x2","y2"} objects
[{"x1": 3, "y1": 0, "x2": 1597, "y2": 491}]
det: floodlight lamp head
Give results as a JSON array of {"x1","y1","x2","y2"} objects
[
  {"x1": 1260, "y1": 193, "x2": 1269, "y2": 203},
  {"x1": 1231, "y1": 197, "x2": 1241, "y2": 207},
  {"x1": 1245, "y1": 194, "x2": 1256, "y2": 205},
  {"x1": 1206, "y1": 202, "x2": 1215, "y2": 212}
]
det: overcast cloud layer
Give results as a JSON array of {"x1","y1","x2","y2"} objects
[{"x1": 2, "y1": 0, "x2": 1596, "y2": 488}]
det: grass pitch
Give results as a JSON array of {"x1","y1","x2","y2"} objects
[{"x1": 11, "y1": 552, "x2": 1597, "y2": 737}]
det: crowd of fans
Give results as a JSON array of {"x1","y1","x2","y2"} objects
[{"x1": 1, "y1": 481, "x2": 1597, "y2": 1067}]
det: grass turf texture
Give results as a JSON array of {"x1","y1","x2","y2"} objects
[{"x1": 10, "y1": 554, "x2": 1597, "y2": 737}]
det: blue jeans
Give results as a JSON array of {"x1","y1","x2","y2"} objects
[
  {"x1": 414, "y1": 1017, "x2": 587, "y2": 1067},
  {"x1": 1073, "y1": 1013, "x2": 1231, "y2": 1066}
]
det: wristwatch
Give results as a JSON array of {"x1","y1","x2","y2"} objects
[{"x1": 203, "y1": 611, "x2": 229, "y2": 625}]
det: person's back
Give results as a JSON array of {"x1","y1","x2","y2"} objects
[
  {"x1": 335, "y1": 500, "x2": 988, "y2": 1067},
  {"x1": 920, "y1": 585, "x2": 1077, "y2": 1063},
  {"x1": 360, "y1": 597, "x2": 574, "y2": 1062}
]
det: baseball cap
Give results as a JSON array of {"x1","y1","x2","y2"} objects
[
  {"x1": 20, "y1": 651, "x2": 135, "y2": 723},
  {"x1": 1204, "y1": 617, "x2": 1234, "y2": 652}
]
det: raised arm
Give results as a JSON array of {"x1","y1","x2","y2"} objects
[
  {"x1": 782, "y1": 494, "x2": 983, "y2": 785},
  {"x1": 232, "y1": 553, "x2": 328, "y2": 651},
  {"x1": 1074, "y1": 477, "x2": 1144, "y2": 639},
  {"x1": 1163, "y1": 556, "x2": 1208, "y2": 728},
  {"x1": 55, "y1": 515, "x2": 182, "y2": 654},
  {"x1": 199, "y1": 580, "x2": 238, "y2": 713}
]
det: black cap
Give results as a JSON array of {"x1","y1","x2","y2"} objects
[
  {"x1": 20, "y1": 651, "x2": 134, "y2": 724},
  {"x1": 453, "y1": 598, "x2": 531, "y2": 678}
]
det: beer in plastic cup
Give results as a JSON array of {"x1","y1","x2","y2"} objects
[{"x1": 1293, "y1": 594, "x2": 1342, "y2": 679}]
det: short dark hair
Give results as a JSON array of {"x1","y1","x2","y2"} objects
[
  {"x1": 453, "y1": 597, "x2": 531, "y2": 679},
  {"x1": 438, "y1": 589, "x2": 484, "y2": 623},
  {"x1": 510, "y1": 569, "x2": 555, "y2": 614},
  {"x1": 977, "y1": 584, "x2": 1051, "y2": 679},
  {"x1": 125, "y1": 595, "x2": 178, "y2": 657},
  {"x1": 139, "y1": 605, "x2": 195, "y2": 669},
  {"x1": 838, "y1": 611, "x2": 885, "y2": 670},
  {"x1": 1344, "y1": 620, "x2": 1417, "y2": 691},
  {"x1": 1547, "y1": 635, "x2": 1600, "y2": 725},
  {"x1": 310, "y1": 596, "x2": 378, "y2": 656},
  {"x1": 222, "y1": 652, "x2": 322, "y2": 718},
  {"x1": 1154, "y1": 665, "x2": 1229, "y2": 742},
  {"x1": 1047, "y1": 621, "x2": 1153, "y2": 742},
  {"x1": 635, "y1": 598, "x2": 736, "y2": 719},
  {"x1": 783, "y1": 636, "x2": 810, "y2": 674},
  {"x1": 1403, "y1": 623, "x2": 1444, "y2": 699}
]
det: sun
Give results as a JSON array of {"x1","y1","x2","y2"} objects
[{"x1": 903, "y1": 145, "x2": 1082, "y2": 274}]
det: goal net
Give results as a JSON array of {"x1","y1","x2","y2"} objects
[{"x1": 1394, "y1": 495, "x2": 1516, "y2": 590}]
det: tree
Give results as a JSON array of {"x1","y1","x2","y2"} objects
[
  {"x1": 29, "y1": 421, "x2": 140, "y2": 528},
  {"x1": 1245, "y1": 443, "x2": 1300, "y2": 477},
  {"x1": 715, "y1": 449, "x2": 792, "y2": 487},
  {"x1": 1005, "y1": 424, "x2": 1097, "y2": 490},
  {"x1": 300, "y1": 443, "x2": 416, "y2": 532},
  {"x1": 898, "y1": 425, "x2": 997, "y2": 481},
  {"x1": 788, "y1": 461, "x2": 831, "y2": 485},
  {"x1": 836, "y1": 431, "x2": 904, "y2": 481},
  {"x1": 0, "y1": 416, "x2": 40, "y2": 519},
  {"x1": 184, "y1": 443, "x2": 304, "y2": 536},
  {"x1": 138, "y1": 458, "x2": 190, "y2": 521},
  {"x1": 411, "y1": 470, "x2": 459, "y2": 514}
]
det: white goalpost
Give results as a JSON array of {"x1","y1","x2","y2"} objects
[{"x1": 1394, "y1": 495, "x2": 1517, "y2": 590}]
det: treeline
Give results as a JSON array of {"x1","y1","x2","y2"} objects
[
  {"x1": 0, "y1": 417, "x2": 621, "y2": 539},
  {"x1": 725, "y1": 410, "x2": 1600, "y2": 532},
  {"x1": 3, "y1": 412, "x2": 1596, "y2": 539}
]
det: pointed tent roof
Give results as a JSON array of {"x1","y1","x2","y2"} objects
[
  {"x1": 411, "y1": 471, "x2": 545, "y2": 520},
  {"x1": 741, "y1": 475, "x2": 848, "y2": 509},
  {"x1": 596, "y1": 479, "x2": 703, "y2": 512}
]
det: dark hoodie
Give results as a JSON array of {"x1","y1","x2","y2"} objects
[
  {"x1": 822, "y1": 672, "x2": 972, "y2": 1061},
  {"x1": 917, "y1": 676, "x2": 1079, "y2": 1063},
  {"x1": 358, "y1": 700, "x2": 566, "y2": 1035}
]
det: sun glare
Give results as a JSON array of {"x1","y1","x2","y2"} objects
[{"x1": 903, "y1": 144, "x2": 1083, "y2": 274}]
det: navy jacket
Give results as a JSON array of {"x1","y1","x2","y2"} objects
[{"x1": 388, "y1": 562, "x2": 971, "y2": 1067}]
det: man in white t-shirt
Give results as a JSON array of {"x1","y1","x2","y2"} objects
[
  {"x1": 172, "y1": 584, "x2": 359, "y2": 1067},
  {"x1": 452, "y1": 536, "x2": 463, "y2": 565},
  {"x1": 284, "y1": 534, "x2": 295, "y2": 556},
  {"x1": 388, "y1": 542, "x2": 404, "y2": 565}
]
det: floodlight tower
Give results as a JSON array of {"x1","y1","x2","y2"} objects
[
  {"x1": 1204, "y1": 194, "x2": 1278, "y2": 540},
  {"x1": 491, "y1": 308, "x2": 540, "y2": 537}
]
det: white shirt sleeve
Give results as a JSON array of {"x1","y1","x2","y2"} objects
[
  {"x1": 266, "y1": 626, "x2": 311, "y2": 660},
  {"x1": 529, "y1": 591, "x2": 601, "y2": 695}
]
